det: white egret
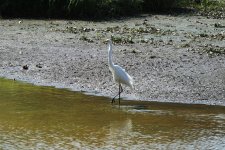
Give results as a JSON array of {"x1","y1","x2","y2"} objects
[{"x1": 106, "y1": 39, "x2": 134, "y2": 104}]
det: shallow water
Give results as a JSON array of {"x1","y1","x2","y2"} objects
[{"x1": 0, "y1": 78, "x2": 224, "y2": 149}]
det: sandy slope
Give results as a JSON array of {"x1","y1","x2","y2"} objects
[{"x1": 0, "y1": 15, "x2": 225, "y2": 105}]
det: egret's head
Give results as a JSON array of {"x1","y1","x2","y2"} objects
[{"x1": 104, "y1": 39, "x2": 112, "y2": 44}]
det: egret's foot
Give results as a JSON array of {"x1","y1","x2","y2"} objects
[{"x1": 111, "y1": 98, "x2": 115, "y2": 104}]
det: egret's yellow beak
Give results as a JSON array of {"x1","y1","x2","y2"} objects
[{"x1": 104, "y1": 39, "x2": 110, "y2": 43}]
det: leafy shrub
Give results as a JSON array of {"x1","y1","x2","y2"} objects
[{"x1": 67, "y1": 0, "x2": 143, "y2": 18}]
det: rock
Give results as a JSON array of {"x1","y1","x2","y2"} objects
[
  {"x1": 22, "y1": 65, "x2": 28, "y2": 70},
  {"x1": 36, "y1": 64, "x2": 43, "y2": 68}
]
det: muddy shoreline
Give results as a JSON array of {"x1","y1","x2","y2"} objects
[{"x1": 0, "y1": 15, "x2": 225, "y2": 106}]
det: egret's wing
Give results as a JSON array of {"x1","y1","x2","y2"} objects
[{"x1": 114, "y1": 65, "x2": 133, "y2": 88}]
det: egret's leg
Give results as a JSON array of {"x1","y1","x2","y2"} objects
[
  {"x1": 120, "y1": 84, "x2": 123, "y2": 93},
  {"x1": 112, "y1": 94, "x2": 116, "y2": 104},
  {"x1": 111, "y1": 84, "x2": 123, "y2": 104},
  {"x1": 118, "y1": 84, "x2": 120, "y2": 105},
  {"x1": 112, "y1": 84, "x2": 120, "y2": 104},
  {"x1": 118, "y1": 84, "x2": 123, "y2": 105}
]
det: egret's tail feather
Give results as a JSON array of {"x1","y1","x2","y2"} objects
[{"x1": 129, "y1": 76, "x2": 134, "y2": 89}]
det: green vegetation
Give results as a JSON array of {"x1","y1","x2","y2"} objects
[
  {"x1": 177, "y1": 0, "x2": 225, "y2": 12},
  {"x1": 0, "y1": 0, "x2": 143, "y2": 18},
  {"x1": 143, "y1": 0, "x2": 176, "y2": 12},
  {"x1": 0, "y1": 0, "x2": 224, "y2": 19}
]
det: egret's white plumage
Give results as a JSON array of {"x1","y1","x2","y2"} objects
[{"x1": 106, "y1": 39, "x2": 133, "y2": 104}]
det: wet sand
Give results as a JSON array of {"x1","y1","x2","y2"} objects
[{"x1": 0, "y1": 15, "x2": 225, "y2": 106}]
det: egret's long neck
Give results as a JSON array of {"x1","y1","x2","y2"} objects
[{"x1": 108, "y1": 41, "x2": 114, "y2": 69}]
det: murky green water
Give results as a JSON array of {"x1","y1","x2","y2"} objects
[{"x1": 0, "y1": 78, "x2": 224, "y2": 149}]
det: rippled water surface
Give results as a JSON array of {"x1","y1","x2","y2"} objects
[{"x1": 0, "y1": 78, "x2": 225, "y2": 149}]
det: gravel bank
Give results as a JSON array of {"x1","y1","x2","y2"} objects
[{"x1": 0, "y1": 15, "x2": 225, "y2": 106}]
